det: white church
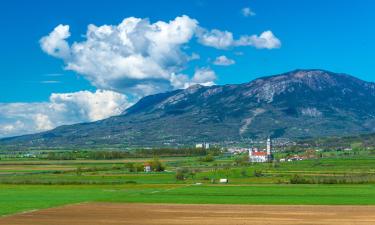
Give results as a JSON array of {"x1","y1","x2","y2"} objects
[{"x1": 248, "y1": 137, "x2": 273, "y2": 163}]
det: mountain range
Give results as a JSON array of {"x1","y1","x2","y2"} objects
[{"x1": 2, "y1": 69, "x2": 375, "y2": 149}]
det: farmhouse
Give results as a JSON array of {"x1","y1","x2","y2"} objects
[
  {"x1": 144, "y1": 163, "x2": 152, "y2": 172},
  {"x1": 248, "y1": 137, "x2": 273, "y2": 163}
]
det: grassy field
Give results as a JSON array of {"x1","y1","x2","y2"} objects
[
  {"x1": 3, "y1": 184, "x2": 375, "y2": 216},
  {"x1": 2, "y1": 155, "x2": 375, "y2": 216}
]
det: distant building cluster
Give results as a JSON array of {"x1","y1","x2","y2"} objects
[
  {"x1": 279, "y1": 155, "x2": 305, "y2": 162},
  {"x1": 227, "y1": 147, "x2": 249, "y2": 155},
  {"x1": 248, "y1": 137, "x2": 274, "y2": 163},
  {"x1": 195, "y1": 142, "x2": 210, "y2": 149}
]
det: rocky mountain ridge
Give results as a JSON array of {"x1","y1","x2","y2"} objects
[{"x1": 2, "y1": 69, "x2": 375, "y2": 149}]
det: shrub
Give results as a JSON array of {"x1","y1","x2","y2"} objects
[
  {"x1": 128, "y1": 163, "x2": 144, "y2": 172},
  {"x1": 271, "y1": 160, "x2": 280, "y2": 168},
  {"x1": 253, "y1": 170, "x2": 263, "y2": 177},
  {"x1": 149, "y1": 158, "x2": 165, "y2": 172},
  {"x1": 198, "y1": 154, "x2": 214, "y2": 162},
  {"x1": 124, "y1": 180, "x2": 137, "y2": 184},
  {"x1": 235, "y1": 155, "x2": 249, "y2": 166},
  {"x1": 76, "y1": 166, "x2": 83, "y2": 176},
  {"x1": 240, "y1": 168, "x2": 248, "y2": 177},
  {"x1": 112, "y1": 165, "x2": 124, "y2": 170},
  {"x1": 290, "y1": 175, "x2": 310, "y2": 184},
  {"x1": 175, "y1": 167, "x2": 190, "y2": 180}
]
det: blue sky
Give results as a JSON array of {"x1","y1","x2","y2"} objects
[{"x1": 0, "y1": 0, "x2": 374, "y2": 137}]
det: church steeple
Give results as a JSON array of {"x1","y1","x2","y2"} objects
[{"x1": 266, "y1": 137, "x2": 272, "y2": 156}]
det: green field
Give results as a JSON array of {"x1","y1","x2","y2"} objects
[
  {"x1": 3, "y1": 184, "x2": 375, "y2": 216},
  {"x1": 2, "y1": 155, "x2": 375, "y2": 216}
]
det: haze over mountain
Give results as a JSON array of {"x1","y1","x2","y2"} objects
[{"x1": 2, "y1": 69, "x2": 375, "y2": 149}]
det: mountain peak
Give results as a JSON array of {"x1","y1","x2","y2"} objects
[
  {"x1": 261, "y1": 69, "x2": 340, "y2": 81},
  {"x1": 291, "y1": 69, "x2": 330, "y2": 77},
  {"x1": 250, "y1": 69, "x2": 366, "y2": 91}
]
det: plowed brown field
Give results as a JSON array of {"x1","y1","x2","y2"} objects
[{"x1": 2, "y1": 203, "x2": 375, "y2": 225}]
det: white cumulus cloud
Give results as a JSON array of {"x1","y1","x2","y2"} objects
[
  {"x1": 236, "y1": 30, "x2": 281, "y2": 49},
  {"x1": 169, "y1": 67, "x2": 217, "y2": 89},
  {"x1": 34, "y1": 113, "x2": 54, "y2": 131},
  {"x1": 40, "y1": 16, "x2": 203, "y2": 97},
  {"x1": 50, "y1": 90, "x2": 129, "y2": 121},
  {"x1": 40, "y1": 24, "x2": 71, "y2": 59},
  {"x1": 191, "y1": 67, "x2": 217, "y2": 86},
  {"x1": 241, "y1": 7, "x2": 256, "y2": 17},
  {"x1": 213, "y1": 55, "x2": 235, "y2": 66},
  {"x1": 0, "y1": 90, "x2": 130, "y2": 138},
  {"x1": 197, "y1": 29, "x2": 281, "y2": 50},
  {"x1": 196, "y1": 28, "x2": 234, "y2": 49}
]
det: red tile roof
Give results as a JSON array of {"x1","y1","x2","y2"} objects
[{"x1": 251, "y1": 151, "x2": 267, "y2": 156}]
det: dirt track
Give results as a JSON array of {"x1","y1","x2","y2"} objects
[{"x1": 2, "y1": 203, "x2": 375, "y2": 225}]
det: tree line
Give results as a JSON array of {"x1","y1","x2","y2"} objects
[{"x1": 45, "y1": 147, "x2": 221, "y2": 160}]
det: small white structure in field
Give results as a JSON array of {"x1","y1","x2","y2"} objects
[
  {"x1": 219, "y1": 178, "x2": 228, "y2": 183},
  {"x1": 195, "y1": 143, "x2": 204, "y2": 148},
  {"x1": 287, "y1": 155, "x2": 304, "y2": 161},
  {"x1": 144, "y1": 163, "x2": 152, "y2": 172},
  {"x1": 205, "y1": 143, "x2": 210, "y2": 149}
]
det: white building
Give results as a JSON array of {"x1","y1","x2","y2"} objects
[
  {"x1": 248, "y1": 150, "x2": 269, "y2": 163},
  {"x1": 195, "y1": 143, "x2": 204, "y2": 148},
  {"x1": 144, "y1": 163, "x2": 152, "y2": 172},
  {"x1": 195, "y1": 142, "x2": 210, "y2": 149},
  {"x1": 219, "y1": 178, "x2": 228, "y2": 183}
]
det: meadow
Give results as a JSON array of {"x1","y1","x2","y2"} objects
[
  {"x1": 3, "y1": 184, "x2": 375, "y2": 216},
  {"x1": 2, "y1": 153, "x2": 375, "y2": 216}
]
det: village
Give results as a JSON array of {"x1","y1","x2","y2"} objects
[{"x1": 196, "y1": 137, "x2": 313, "y2": 165}]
